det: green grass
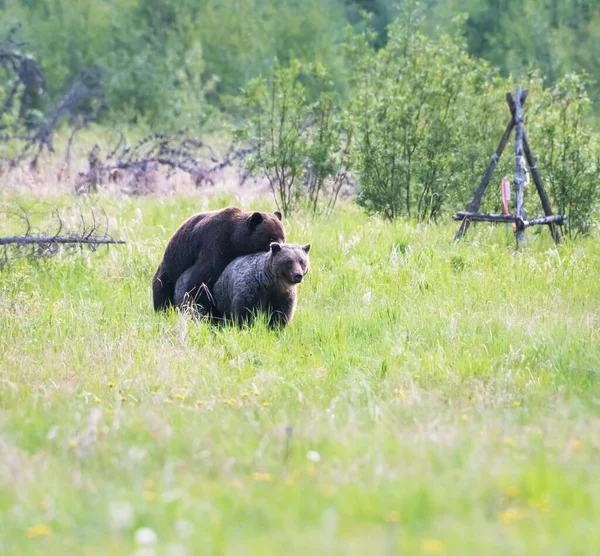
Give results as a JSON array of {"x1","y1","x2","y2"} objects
[{"x1": 1, "y1": 194, "x2": 600, "y2": 555}]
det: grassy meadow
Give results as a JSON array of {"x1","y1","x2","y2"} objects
[{"x1": 1, "y1": 193, "x2": 600, "y2": 555}]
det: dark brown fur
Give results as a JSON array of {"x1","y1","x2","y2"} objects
[{"x1": 152, "y1": 206, "x2": 285, "y2": 313}]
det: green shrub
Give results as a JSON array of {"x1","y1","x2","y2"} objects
[
  {"x1": 235, "y1": 60, "x2": 306, "y2": 217},
  {"x1": 236, "y1": 60, "x2": 351, "y2": 217},
  {"x1": 347, "y1": 16, "x2": 509, "y2": 222},
  {"x1": 530, "y1": 74, "x2": 600, "y2": 238}
]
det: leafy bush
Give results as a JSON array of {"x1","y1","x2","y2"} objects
[
  {"x1": 530, "y1": 74, "x2": 600, "y2": 237},
  {"x1": 236, "y1": 60, "x2": 350, "y2": 217},
  {"x1": 235, "y1": 60, "x2": 306, "y2": 217},
  {"x1": 303, "y1": 63, "x2": 353, "y2": 214},
  {"x1": 347, "y1": 16, "x2": 510, "y2": 222}
]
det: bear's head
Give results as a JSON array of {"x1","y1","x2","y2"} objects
[
  {"x1": 270, "y1": 242, "x2": 311, "y2": 286},
  {"x1": 245, "y1": 211, "x2": 286, "y2": 253}
]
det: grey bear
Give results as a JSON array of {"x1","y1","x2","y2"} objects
[
  {"x1": 152, "y1": 206, "x2": 286, "y2": 314},
  {"x1": 212, "y1": 242, "x2": 311, "y2": 328}
]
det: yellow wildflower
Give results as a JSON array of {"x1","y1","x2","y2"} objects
[
  {"x1": 528, "y1": 498, "x2": 551, "y2": 513},
  {"x1": 163, "y1": 398, "x2": 172, "y2": 404},
  {"x1": 26, "y1": 524, "x2": 51, "y2": 538},
  {"x1": 108, "y1": 382, "x2": 114, "y2": 388},
  {"x1": 68, "y1": 439, "x2": 77, "y2": 448},
  {"x1": 461, "y1": 414, "x2": 468, "y2": 421},
  {"x1": 143, "y1": 490, "x2": 157, "y2": 501},
  {"x1": 151, "y1": 391, "x2": 157, "y2": 396},
  {"x1": 513, "y1": 401, "x2": 521, "y2": 407},
  {"x1": 507, "y1": 486, "x2": 519, "y2": 498},
  {"x1": 120, "y1": 396, "x2": 127, "y2": 401},
  {"x1": 94, "y1": 398, "x2": 101, "y2": 404},
  {"x1": 263, "y1": 402, "x2": 271, "y2": 407},
  {"x1": 421, "y1": 539, "x2": 444, "y2": 553},
  {"x1": 242, "y1": 392, "x2": 249, "y2": 398},
  {"x1": 196, "y1": 400, "x2": 203, "y2": 405},
  {"x1": 253, "y1": 472, "x2": 272, "y2": 482},
  {"x1": 175, "y1": 394, "x2": 185, "y2": 400},
  {"x1": 385, "y1": 510, "x2": 400, "y2": 523},
  {"x1": 500, "y1": 508, "x2": 524, "y2": 525}
]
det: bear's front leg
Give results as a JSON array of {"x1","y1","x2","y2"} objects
[
  {"x1": 268, "y1": 292, "x2": 295, "y2": 329},
  {"x1": 268, "y1": 309, "x2": 288, "y2": 329}
]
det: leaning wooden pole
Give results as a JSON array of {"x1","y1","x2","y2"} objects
[
  {"x1": 513, "y1": 86, "x2": 526, "y2": 249},
  {"x1": 454, "y1": 90, "x2": 528, "y2": 242},
  {"x1": 507, "y1": 93, "x2": 561, "y2": 244}
]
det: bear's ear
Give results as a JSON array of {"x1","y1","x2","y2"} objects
[
  {"x1": 302, "y1": 243, "x2": 311, "y2": 253},
  {"x1": 270, "y1": 242, "x2": 282, "y2": 253},
  {"x1": 274, "y1": 211, "x2": 282, "y2": 221},
  {"x1": 249, "y1": 212, "x2": 263, "y2": 229}
]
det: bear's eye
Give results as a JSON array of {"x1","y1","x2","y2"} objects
[{"x1": 269, "y1": 236, "x2": 278, "y2": 243}]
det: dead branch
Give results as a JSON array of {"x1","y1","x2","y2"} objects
[
  {"x1": 0, "y1": 201, "x2": 124, "y2": 268},
  {"x1": 0, "y1": 24, "x2": 46, "y2": 128},
  {"x1": 0, "y1": 236, "x2": 125, "y2": 246},
  {"x1": 11, "y1": 70, "x2": 104, "y2": 170},
  {"x1": 75, "y1": 131, "x2": 254, "y2": 195},
  {"x1": 1, "y1": 25, "x2": 104, "y2": 172}
]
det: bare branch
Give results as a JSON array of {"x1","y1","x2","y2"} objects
[
  {"x1": 0, "y1": 236, "x2": 125, "y2": 246},
  {"x1": 0, "y1": 201, "x2": 124, "y2": 268},
  {"x1": 75, "y1": 131, "x2": 254, "y2": 195},
  {"x1": 1, "y1": 25, "x2": 104, "y2": 172}
]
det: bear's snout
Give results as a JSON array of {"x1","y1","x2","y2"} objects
[{"x1": 292, "y1": 273, "x2": 303, "y2": 284}]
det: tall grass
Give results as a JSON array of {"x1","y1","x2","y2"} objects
[{"x1": 1, "y1": 193, "x2": 599, "y2": 554}]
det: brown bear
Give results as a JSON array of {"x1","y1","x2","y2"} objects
[
  {"x1": 212, "y1": 242, "x2": 311, "y2": 328},
  {"x1": 152, "y1": 206, "x2": 286, "y2": 313}
]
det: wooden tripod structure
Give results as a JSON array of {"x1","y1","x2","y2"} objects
[{"x1": 454, "y1": 86, "x2": 564, "y2": 247}]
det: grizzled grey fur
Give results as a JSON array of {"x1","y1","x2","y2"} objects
[{"x1": 212, "y1": 242, "x2": 311, "y2": 328}]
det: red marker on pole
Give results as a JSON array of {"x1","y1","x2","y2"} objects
[{"x1": 502, "y1": 177, "x2": 515, "y2": 229}]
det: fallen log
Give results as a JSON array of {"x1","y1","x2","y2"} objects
[{"x1": 0, "y1": 236, "x2": 125, "y2": 246}]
